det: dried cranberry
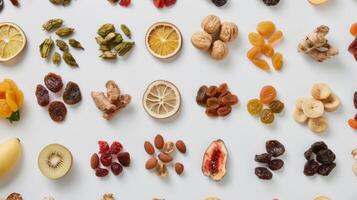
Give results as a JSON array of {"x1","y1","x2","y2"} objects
[
  {"x1": 95, "y1": 168, "x2": 109, "y2": 177},
  {"x1": 110, "y1": 141, "x2": 123, "y2": 155},
  {"x1": 354, "y1": 113, "x2": 357, "y2": 121},
  {"x1": 153, "y1": 0, "x2": 165, "y2": 8},
  {"x1": 266, "y1": 140, "x2": 285, "y2": 157},
  {"x1": 44, "y1": 73, "x2": 63, "y2": 93},
  {"x1": 119, "y1": 0, "x2": 131, "y2": 7},
  {"x1": 254, "y1": 153, "x2": 272, "y2": 163},
  {"x1": 255, "y1": 167, "x2": 273, "y2": 180},
  {"x1": 268, "y1": 159, "x2": 284, "y2": 171},
  {"x1": 311, "y1": 141, "x2": 328, "y2": 154},
  {"x1": 35, "y1": 84, "x2": 50, "y2": 107},
  {"x1": 317, "y1": 163, "x2": 336, "y2": 176},
  {"x1": 10, "y1": 0, "x2": 19, "y2": 7},
  {"x1": 304, "y1": 148, "x2": 313, "y2": 160},
  {"x1": 117, "y1": 152, "x2": 130, "y2": 167},
  {"x1": 100, "y1": 154, "x2": 112, "y2": 167},
  {"x1": 98, "y1": 141, "x2": 110, "y2": 154},
  {"x1": 303, "y1": 160, "x2": 319, "y2": 176},
  {"x1": 316, "y1": 149, "x2": 336, "y2": 164},
  {"x1": 111, "y1": 162, "x2": 123, "y2": 176},
  {"x1": 165, "y1": 0, "x2": 176, "y2": 7}
]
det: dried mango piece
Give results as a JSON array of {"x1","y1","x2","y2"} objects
[
  {"x1": 0, "y1": 81, "x2": 11, "y2": 93},
  {"x1": 4, "y1": 79, "x2": 20, "y2": 93},
  {"x1": 6, "y1": 90, "x2": 18, "y2": 112},
  {"x1": 247, "y1": 47, "x2": 261, "y2": 60},
  {"x1": 14, "y1": 90, "x2": 24, "y2": 108},
  {"x1": 268, "y1": 31, "x2": 283, "y2": 46},
  {"x1": 0, "y1": 99, "x2": 12, "y2": 118},
  {"x1": 0, "y1": 92, "x2": 5, "y2": 99},
  {"x1": 262, "y1": 44, "x2": 275, "y2": 57},
  {"x1": 252, "y1": 58, "x2": 270, "y2": 71}
]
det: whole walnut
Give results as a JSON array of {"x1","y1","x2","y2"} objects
[
  {"x1": 201, "y1": 15, "x2": 221, "y2": 34},
  {"x1": 191, "y1": 31, "x2": 213, "y2": 51},
  {"x1": 219, "y1": 22, "x2": 239, "y2": 42},
  {"x1": 210, "y1": 40, "x2": 229, "y2": 60}
]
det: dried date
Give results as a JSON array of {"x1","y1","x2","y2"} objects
[
  {"x1": 63, "y1": 81, "x2": 82, "y2": 105},
  {"x1": 48, "y1": 101, "x2": 67, "y2": 122}
]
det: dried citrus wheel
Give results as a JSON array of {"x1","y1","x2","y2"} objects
[
  {"x1": 143, "y1": 80, "x2": 181, "y2": 119},
  {"x1": 145, "y1": 22, "x2": 182, "y2": 59},
  {"x1": 0, "y1": 22, "x2": 26, "y2": 62},
  {"x1": 308, "y1": 0, "x2": 328, "y2": 5}
]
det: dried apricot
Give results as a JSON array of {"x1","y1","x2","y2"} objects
[
  {"x1": 262, "y1": 44, "x2": 275, "y2": 57},
  {"x1": 272, "y1": 52, "x2": 283, "y2": 71},
  {"x1": 260, "y1": 85, "x2": 277, "y2": 104},
  {"x1": 5, "y1": 90, "x2": 18, "y2": 112},
  {"x1": 348, "y1": 119, "x2": 357, "y2": 129},
  {"x1": 260, "y1": 109, "x2": 275, "y2": 124},
  {"x1": 257, "y1": 21, "x2": 276, "y2": 37},
  {"x1": 247, "y1": 46, "x2": 261, "y2": 60},
  {"x1": 0, "y1": 99, "x2": 12, "y2": 118},
  {"x1": 252, "y1": 58, "x2": 270, "y2": 71},
  {"x1": 248, "y1": 32, "x2": 265, "y2": 47},
  {"x1": 268, "y1": 30, "x2": 283, "y2": 46},
  {"x1": 3, "y1": 79, "x2": 23, "y2": 108},
  {"x1": 350, "y1": 23, "x2": 357, "y2": 36},
  {"x1": 247, "y1": 99, "x2": 263, "y2": 116}
]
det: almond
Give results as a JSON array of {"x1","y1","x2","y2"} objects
[
  {"x1": 176, "y1": 140, "x2": 186, "y2": 154},
  {"x1": 154, "y1": 134, "x2": 164, "y2": 150},
  {"x1": 158, "y1": 152, "x2": 173, "y2": 163},
  {"x1": 90, "y1": 153, "x2": 99, "y2": 169},
  {"x1": 145, "y1": 157, "x2": 158, "y2": 170},
  {"x1": 175, "y1": 162, "x2": 184, "y2": 175},
  {"x1": 144, "y1": 141, "x2": 155, "y2": 155}
]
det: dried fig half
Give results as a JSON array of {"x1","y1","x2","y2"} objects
[{"x1": 202, "y1": 139, "x2": 228, "y2": 181}]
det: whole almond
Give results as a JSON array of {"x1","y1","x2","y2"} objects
[
  {"x1": 145, "y1": 157, "x2": 158, "y2": 170},
  {"x1": 154, "y1": 134, "x2": 164, "y2": 150},
  {"x1": 90, "y1": 153, "x2": 99, "y2": 169},
  {"x1": 158, "y1": 152, "x2": 173, "y2": 163},
  {"x1": 175, "y1": 162, "x2": 184, "y2": 175},
  {"x1": 144, "y1": 141, "x2": 155, "y2": 155},
  {"x1": 176, "y1": 140, "x2": 186, "y2": 154}
]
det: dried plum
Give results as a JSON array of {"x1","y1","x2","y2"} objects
[
  {"x1": 303, "y1": 160, "x2": 319, "y2": 176},
  {"x1": 311, "y1": 141, "x2": 328, "y2": 154},
  {"x1": 317, "y1": 163, "x2": 336, "y2": 176},
  {"x1": 268, "y1": 159, "x2": 284, "y2": 171},
  {"x1": 255, "y1": 167, "x2": 272, "y2": 180},
  {"x1": 262, "y1": 0, "x2": 280, "y2": 6},
  {"x1": 48, "y1": 101, "x2": 67, "y2": 122},
  {"x1": 266, "y1": 140, "x2": 285, "y2": 157},
  {"x1": 63, "y1": 81, "x2": 82, "y2": 105},
  {"x1": 44, "y1": 72, "x2": 63, "y2": 93},
  {"x1": 254, "y1": 153, "x2": 272, "y2": 163},
  {"x1": 35, "y1": 84, "x2": 50, "y2": 107},
  {"x1": 211, "y1": 0, "x2": 227, "y2": 7},
  {"x1": 316, "y1": 149, "x2": 336, "y2": 164}
]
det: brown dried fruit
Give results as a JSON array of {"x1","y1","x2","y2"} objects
[
  {"x1": 202, "y1": 139, "x2": 228, "y2": 181},
  {"x1": 175, "y1": 162, "x2": 184, "y2": 175},
  {"x1": 144, "y1": 141, "x2": 155, "y2": 155},
  {"x1": 145, "y1": 157, "x2": 158, "y2": 170},
  {"x1": 44, "y1": 72, "x2": 63, "y2": 93},
  {"x1": 196, "y1": 85, "x2": 209, "y2": 105},
  {"x1": 217, "y1": 83, "x2": 228, "y2": 96},
  {"x1": 95, "y1": 168, "x2": 109, "y2": 177},
  {"x1": 206, "y1": 86, "x2": 218, "y2": 97},
  {"x1": 207, "y1": 97, "x2": 220, "y2": 109},
  {"x1": 176, "y1": 140, "x2": 186, "y2": 154},
  {"x1": 255, "y1": 167, "x2": 273, "y2": 180},
  {"x1": 36, "y1": 84, "x2": 50, "y2": 107},
  {"x1": 221, "y1": 94, "x2": 238, "y2": 106},
  {"x1": 90, "y1": 153, "x2": 99, "y2": 169},
  {"x1": 6, "y1": 193, "x2": 22, "y2": 200},
  {"x1": 217, "y1": 105, "x2": 232, "y2": 116},
  {"x1": 63, "y1": 81, "x2": 82, "y2": 105},
  {"x1": 158, "y1": 152, "x2": 173, "y2": 163},
  {"x1": 206, "y1": 107, "x2": 218, "y2": 117},
  {"x1": 266, "y1": 140, "x2": 285, "y2": 157},
  {"x1": 154, "y1": 134, "x2": 164, "y2": 150},
  {"x1": 48, "y1": 101, "x2": 67, "y2": 122}
]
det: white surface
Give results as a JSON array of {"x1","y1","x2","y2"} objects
[{"x1": 0, "y1": 0, "x2": 357, "y2": 199}]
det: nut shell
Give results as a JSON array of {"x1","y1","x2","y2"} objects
[
  {"x1": 210, "y1": 40, "x2": 229, "y2": 60},
  {"x1": 191, "y1": 31, "x2": 213, "y2": 51},
  {"x1": 219, "y1": 22, "x2": 239, "y2": 42},
  {"x1": 201, "y1": 15, "x2": 221, "y2": 34}
]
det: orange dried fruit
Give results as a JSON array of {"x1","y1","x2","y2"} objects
[
  {"x1": 248, "y1": 32, "x2": 265, "y2": 47},
  {"x1": 5, "y1": 89, "x2": 18, "y2": 112},
  {"x1": 257, "y1": 21, "x2": 276, "y2": 37},
  {"x1": 262, "y1": 44, "x2": 275, "y2": 57},
  {"x1": 252, "y1": 58, "x2": 270, "y2": 71},
  {"x1": 0, "y1": 99, "x2": 12, "y2": 118},
  {"x1": 272, "y1": 52, "x2": 283, "y2": 71},
  {"x1": 268, "y1": 30, "x2": 283, "y2": 46},
  {"x1": 3, "y1": 79, "x2": 23, "y2": 107},
  {"x1": 350, "y1": 23, "x2": 357, "y2": 36},
  {"x1": 260, "y1": 85, "x2": 277, "y2": 105},
  {"x1": 247, "y1": 46, "x2": 261, "y2": 60},
  {"x1": 348, "y1": 119, "x2": 357, "y2": 129}
]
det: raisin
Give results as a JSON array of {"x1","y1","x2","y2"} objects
[
  {"x1": 206, "y1": 86, "x2": 218, "y2": 97},
  {"x1": 0, "y1": 0, "x2": 3, "y2": 11},
  {"x1": 262, "y1": 0, "x2": 280, "y2": 6},
  {"x1": 206, "y1": 107, "x2": 218, "y2": 117},
  {"x1": 311, "y1": 141, "x2": 328, "y2": 154},
  {"x1": 268, "y1": 100, "x2": 284, "y2": 113},
  {"x1": 247, "y1": 99, "x2": 263, "y2": 115},
  {"x1": 254, "y1": 153, "x2": 272, "y2": 163},
  {"x1": 268, "y1": 159, "x2": 284, "y2": 171},
  {"x1": 262, "y1": 44, "x2": 275, "y2": 57},
  {"x1": 252, "y1": 58, "x2": 270, "y2": 71},
  {"x1": 304, "y1": 148, "x2": 313, "y2": 160},
  {"x1": 35, "y1": 84, "x2": 50, "y2": 107},
  {"x1": 260, "y1": 85, "x2": 277, "y2": 105},
  {"x1": 44, "y1": 73, "x2": 63, "y2": 93},
  {"x1": 111, "y1": 162, "x2": 123, "y2": 176},
  {"x1": 317, "y1": 163, "x2": 336, "y2": 176},
  {"x1": 248, "y1": 32, "x2": 265, "y2": 47},
  {"x1": 95, "y1": 168, "x2": 109, "y2": 177},
  {"x1": 211, "y1": 0, "x2": 227, "y2": 7},
  {"x1": 117, "y1": 152, "x2": 130, "y2": 167},
  {"x1": 217, "y1": 83, "x2": 228, "y2": 96},
  {"x1": 100, "y1": 153, "x2": 112, "y2": 167},
  {"x1": 255, "y1": 167, "x2": 273, "y2": 180},
  {"x1": 266, "y1": 140, "x2": 285, "y2": 157},
  {"x1": 272, "y1": 52, "x2": 283, "y2": 71},
  {"x1": 247, "y1": 46, "x2": 262, "y2": 60},
  {"x1": 354, "y1": 91, "x2": 357, "y2": 109},
  {"x1": 217, "y1": 105, "x2": 232, "y2": 116},
  {"x1": 196, "y1": 85, "x2": 209, "y2": 106},
  {"x1": 316, "y1": 149, "x2": 336, "y2": 164},
  {"x1": 222, "y1": 94, "x2": 238, "y2": 106},
  {"x1": 257, "y1": 21, "x2": 276, "y2": 37},
  {"x1": 206, "y1": 97, "x2": 220, "y2": 109},
  {"x1": 48, "y1": 101, "x2": 67, "y2": 122},
  {"x1": 110, "y1": 141, "x2": 123, "y2": 155},
  {"x1": 62, "y1": 81, "x2": 82, "y2": 105},
  {"x1": 350, "y1": 23, "x2": 357, "y2": 36},
  {"x1": 304, "y1": 160, "x2": 319, "y2": 176},
  {"x1": 260, "y1": 109, "x2": 275, "y2": 124},
  {"x1": 268, "y1": 31, "x2": 283, "y2": 46}
]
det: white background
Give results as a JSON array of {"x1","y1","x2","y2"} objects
[{"x1": 1, "y1": 0, "x2": 357, "y2": 199}]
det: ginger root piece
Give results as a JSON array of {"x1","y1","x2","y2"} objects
[
  {"x1": 106, "y1": 80, "x2": 120, "y2": 102},
  {"x1": 298, "y1": 25, "x2": 338, "y2": 62}
]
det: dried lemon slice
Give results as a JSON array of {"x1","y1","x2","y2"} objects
[
  {"x1": 308, "y1": 0, "x2": 328, "y2": 5},
  {"x1": 0, "y1": 22, "x2": 26, "y2": 62},
  {"x1": 145, "y1": 22, "x2": 182, "y2": 59},
  {"x1": 143, "y1": 80, "x2": 181, "y2": 119}
]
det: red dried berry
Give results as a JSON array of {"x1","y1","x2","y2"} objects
[
  {"x1": 98, "y1": 141, "x2": 110, "y2": 154},
  {"x1": 119, "y1": 0, "x2": 130, "y2": 7},
  {"x1": 117, "y1": 152, "x2": 130, "y2": 167},
  {"x1": 110, "y1": 141, "x2": 123, "y2": 155},
  {"x1": 100, "y1": 153, "x2": 112, "y2": 167},
  {"x1": 153, "y1": 0, "x2": 165, "y2": 8},
  {"x1": 95, "y1": 168, "x2": 109, "y2": 177},
  {"x1": 165, "y1": 0, "x2": 176, "y2": 7},
  {"x1": 111, "y1": 162, "x2": 123, "y2": 176},
  {"x1": 10, "y1": 0, "x2": 19, "y2": 7}
]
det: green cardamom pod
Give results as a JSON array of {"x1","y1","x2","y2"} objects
[
  {"x1": 56, "y1": 39, "x2": 69, "y2": 52},
  {"x1": 104, "y1": 32, "x2": 116, "y2": 43},
  {"x1": 52, "y1": 52, "x2": 61, "y2": 65},
  {"x1": 62, "y1": 51, "x2": 78, "y2": 67},
  {"x1": 112, "y1": 33, "x2": 123, "y2": 45},
  {"x1": 100, "y1": 51, "x2": 117, "y2": 59},
  {"x1": 97, "y1": 23, "x2": 115, "y2": 38},
  {"x1": 69, "y1": 39, "x2": 84, "y2": 50},
  {"x1": 39, "y1": 38, "x2": 54, "y2": 58},
  {"x1": 55, "y1": 27, "x2": 75, "y2": 37},
  {"x1": 99, "y1": 44, "x2": 111, "y2": 52},
  {"x1": 120, "y1": 24, "x2": 131, "y2": 39},
  {"x1": 42, "y1": 18, "x2": 63, "y2": 32},
  {"x1": 114, "y1": 42, "x2": 135, "y2": 56},
  {"x1": 95, "y1": 36, "x2": 106, "y2": 45}
]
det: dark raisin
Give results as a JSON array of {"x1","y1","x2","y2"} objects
[
  {"x1": 303, "y1": 160, "x2": 319, "y2": 176},
  {"x1": 316, "y1": 149, "x2": 336, "y2": 164},
  {"x1": 254, "y1": 153, "x2": 272, "y2": 163},
  {"x1": 62, "y1": 81, "x2": 82, "y2": 105},
  {"x1": 196, "y1": 85, "x2": 209, "y2": 106},
  {"x1": 317, "y1": 163, "x2": 336, "y2": 176},
  {"x1": 268, "y1": 159, "x2": 284, "y2": 171},
  {"x1": 311, "y1": 141, "x2": 328, "y2": 154},
  {"x1": 48, "y1": 101, "x2": 67, "y2": 122},
  {"x1": 44, "y1": 73, "x2": 63, "y2": 93},
  {"x1": 262, "y1": 0, "x2": 280, "y2": 6},
  {"x1": 95, "y1": 168, "x2": 109, "y2": 177},
  {"x1": 211, "y1": 0, "x2": 227, "y2": 7},
  {"x1": 35, "y1": 84, "x2": 50, "y2": 107},
  {"x1": 354, "y1": 91, "x2": 357, "y2": 109},
  {"x1": 117, "y1": 152, "x2": 130, "y2": 167},
  {"x1": 266, "y1": 140, "x2": 285, "y2": 157},
  {"x1": 255, "y1": 167, "x2": 273, "y2": 180},
  {"x1": 111, "y1": 162, "x2": 123, "y2": 176},
  {"x1": 304, "y1": 148, "x2": 313, "y2": 160},
  {"x1": 0, "y1": 0, "x2": 4, "y2": 11}
]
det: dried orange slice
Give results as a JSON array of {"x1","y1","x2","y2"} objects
[
  {"x1": 0, "y1": 22, "x2": 26, "y2": 62},
  {"x1": 143, "y1": 80, "x2": 181, "y2": 119},
  {"x1": 145, "y1": 22, "x2": 182, "y2": 59},
  {"x1": 308, "y1": 0, "x2": 328, "y2": 5}
]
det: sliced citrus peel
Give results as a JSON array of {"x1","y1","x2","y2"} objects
[
  {"x1": 145, "y1": 22, "x2": 182, "y2": 59},
  {"x1": 143, "y1": 80, "x2": 181, "y2": 119},
  {"x1": 0, "y1": 22, "x2": 26, "y2": 62},
  {"x1": 308, "y1": 0, "x2": 328, "y2": 5}
]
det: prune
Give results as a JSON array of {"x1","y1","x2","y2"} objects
[
  {"x1": 255, "y1": 153, "x2": 272, "y2": 163},
  {"x1": 260, "y1": 109, "x2": 275, "y2": 124},
  {"x1": 354, "y1": 91, "x2": 357, "y2": 109},
  {"x1": 304, "y1": 148, "x2": 313, "y2": 160},
  {"x1": 217, "y1": 105, "x2": 232, "y2": 116},
  {"x1": 35, "y1": 84, "x2": 50, "y2": 107},
  {"x1": 303, "y1": 160, "x2": 319, "y2": 176},
  {"x1": 211, "y1": 0, "x2": 227, "y2": 7},
  {"x1": 316, "y1": 149, "x2": 336, "y2": 164},
  {"x1": 111, "y1": 162, "x2": 123, "y2": 176},
  {"x1": 268, "y1": 159, "x2": 284, "y2": 171},
  {"x1": 44, "y1": 73, "x2": 63, "y2": 93},
  {"x1": 117, "y1": 152, "x2": 130, "y2": 167},
  {"x1": 48, "y1": 101, "x2": 67, "y2": 122},
  {"x1": 206, "y1": 86, "x2": 218, "y2": 97},
  {"x1": 196, "y1": 85, "x2": 208, "y2": 106},
  {"x1": 311, "y1": 141, "x2": 328, "y2": 154},
  {"x1": 207, "y1": 97, "x2": 220, "y2": 109},
  {"x1": 268, "y1": 100, "x2": 284, "y2": 113},
  {"x1": 266, "y1": 140, "x2": 285, "y2": 157},
  {"x1": 247, "y1": 99, "x2": 263, "y2": 115},
  {"x1": 95, "y1": 168, "x2": 109, "y2": 177},
  {"x1": 317, "y1": 163, "x2": 336, "y2": 176},
  {"x1": 62, "y1": 81, "x2": 82, "y2": 105},
  {"x1": 262, "y1": 0, "x2": 280, "y2": 6},
  {"x1": 255, "y1": 167, "x2": 273, "y2": 180}
]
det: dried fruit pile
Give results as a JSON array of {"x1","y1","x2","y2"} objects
[
  {"x1": 247, "y1": 85, "x2": 284, "y2": 124},
  {"x1": 347, "y1": 91, "x2": 357, "y2": 129},
  {"x1": 303, "y1": 141, "x2": 336, "y2": 176},
  {"x1": 144, "y1": 134, "x2": 186, "y2": 177},
  {"x1": 0, "y1": 79, "x2": 24, "y2": 122},
  {"x1": 91, "y1": 141, "x2": 131, "y2": 177},
  {"x1": 191, "y1": 15, "x2": 238, "y2": 60},
  {"x1": 152, "y1": 0, "x2": 176, "y2": 8},
  {"x1": 254, "y1": 140, "x2": 285, "y2": 180},
  {"x1": 298, "y1": 25, "x2": 338, "y2": 62},
  {"x1": 261, "y1": 0, "x2": 280, "y2": 6},
  {"x1": 348, "y1": 23, "x2": 357, "y2": 62},
  {"x1": 202, "y1": 139, "x2": 228, "y2": 181},
  {"x1": 351, "y1": 148, "x2": 357, "y2": 176},
  {"x1": 293, "y1": 83, "x2": 340, "y2": 133},
  {"x1": 35, "y1": 73, "x2": 82, "y2": 122},
  {"x1": 91, "y1": 80, "x2": 131, "y2": 120},
  {"x1": 247, "y1": 21, "x2": 284, "y2": 71},
  {"x1": 107, "y1": 0, "x2": 131, "y2": 7},
  {"x1": 96, "y1": 23, "x2": 134, "y2": 60},
  {"x1": 196, "y1": 83, "x2": 238, "y2": 117}
]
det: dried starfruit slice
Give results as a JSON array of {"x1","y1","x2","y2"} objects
[{"x1": 202, "y1": 139, "x2": 228, "y2": 181}]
